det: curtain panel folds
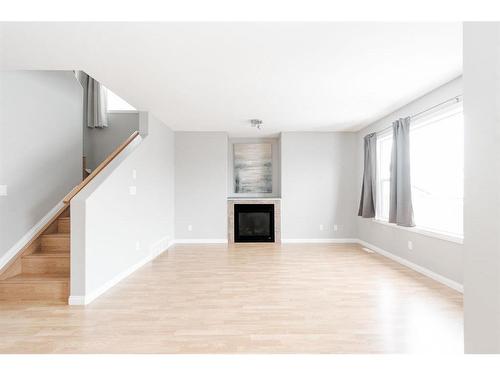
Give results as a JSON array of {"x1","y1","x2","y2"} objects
[
  {"x1": 358, "y1": 132, "x2": 377, "y2": 218},
  {"x1": 75, "y1": 71, "x2": 108, "y2": 129},
  {"x1": 389, "y1": 117, "x2": 415, "y2": 227}
]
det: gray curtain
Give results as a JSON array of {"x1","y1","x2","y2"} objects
[
  {"x1": 75, "y1": 71, "x2": 108, "y2": 128},
  {"x1": 358, "y1": 132, "x2": 377, "y2": 218},
  {"x1": 389, "y1": 117, "x2": 415, "y2": 227}
]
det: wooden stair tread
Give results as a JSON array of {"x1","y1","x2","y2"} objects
[
  {"x1": 1, "y1": 274, "x2": 68, "y2": 283},
  {"x1": 0, "y1": 203, "x2": 70, "y2": 303},
  {"x1": 57, "y1": 217, "x2": 70, "y2": 234},
  {"x1": 24, "y1": 252, "x2": 69, "y2": 258},
  {"x1": 41, "y1": 233, "x2": 70, "y2": 253},
  {"x1": 0, "y1": 274, "x2": 69, "y2": 301},
  {"x1": 41, "y1": 233, "x2": 70, "y2": 238},
  {"x1": 21, "y1": 251, "x2": 70, "y2": 276}
]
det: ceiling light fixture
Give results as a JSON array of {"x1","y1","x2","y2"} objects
[{"x1": 250, "y1": 119, "x2": 263, "y2": 130}]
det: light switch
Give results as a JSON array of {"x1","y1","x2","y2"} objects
[
  {"x1": 0, "y1": 185, "x2": 7, "y2": 196},
  {"x1": 132, "y1": 169, "x2": 137, "y2": 180},
  {"x1": 129, "y1": 186, "x2": 137, "y2": 195}
]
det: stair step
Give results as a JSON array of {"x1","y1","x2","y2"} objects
[
  {"x1": 0, "y1": 274, "x2": 69, "y2": 302},
  {"x1": 57, "y1": 217, "x2": 70, "y2": 233},
  {"x1": 41, "y1": 234, "x2": 70, "y2": 253},
  {"x1": 22, "y1": 253, "x2": 70, "y2": 275}
]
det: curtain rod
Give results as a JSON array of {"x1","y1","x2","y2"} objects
[{"x1": 376, "y1": 94, "x2": 463, "y2": 134}]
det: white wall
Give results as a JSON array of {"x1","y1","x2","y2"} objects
[
  {"x1": 281, "y1": 132, "x2": 358, "y2": 240},
  {"x1": 175, "y1": 132, "x2": 228, "y2": 240},
  {"x1": 70, "y1": 113, "x2": 175, "y2": 302},
  {"x1": 0, "y1": 70, "x2": 82, "y2": 259},
  {"x1": 355, "y1": 76, "x2": 463, "y2": 284},
  {"x1": 83, "y1": 112, "x2": 140, "y2": 170},
  {"x1": 463, "y1": 23, "x2": 500, "y2": 353}
]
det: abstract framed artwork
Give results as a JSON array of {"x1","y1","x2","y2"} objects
[{"x1": 233, "y1": 143, "x2": 272, "y2": 193}]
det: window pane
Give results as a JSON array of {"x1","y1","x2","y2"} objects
[
  {"x1": 410, "y1": 108, "x2": 464, "y2": 236},
  {"x1": 106, "y1": 88, "x2": 136, "y2": 111},
  {"x1": 379, "y1": 136, "x2": 392, "y2": 180},
  {"x1": 380, "y1": 180, "x2": 390, "y2": 220},
  {"x1": 376, "y1": 132, "x2": 392, "y2": 221}
]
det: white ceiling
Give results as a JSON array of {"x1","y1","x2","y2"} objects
[{"x1": 0, "y1": 22, "x2": 462, "y2": 136}]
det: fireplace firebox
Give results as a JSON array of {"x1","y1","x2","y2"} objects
[{"x1": 234, "y1": 204, "x2": 275, "y2": 242}]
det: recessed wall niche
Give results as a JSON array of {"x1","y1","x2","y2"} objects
[{"x1": 228, "y1": 137, "x2": 281, "y2": 198}]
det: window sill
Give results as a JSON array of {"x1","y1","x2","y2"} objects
[{"x1": 371, "y1": 219, "x2": 464, "y2": 244}]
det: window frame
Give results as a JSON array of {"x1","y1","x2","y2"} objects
[{"x1": 373, "y1": 101, "x2": 464, "y2": 244}]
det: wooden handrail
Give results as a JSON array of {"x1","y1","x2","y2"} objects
[{"x1": 63, "y1": 131, "x2": 140, "y2": 203}]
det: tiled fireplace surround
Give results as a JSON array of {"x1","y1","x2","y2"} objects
[{"x1": 227, "y1": 198, "x2": 281, "y2": 244}]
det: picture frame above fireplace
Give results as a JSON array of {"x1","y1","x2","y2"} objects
[
  {"x1": 233, "y1": 143, "x2": 272, "y2": 194},
  {"x1": 228, "y1": 138, "x2": 281, "y2": 198}
]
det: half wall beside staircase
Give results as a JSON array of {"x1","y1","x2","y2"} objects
[{"x1": 69, "y1": 113, "x2": 175, "y2": 305}]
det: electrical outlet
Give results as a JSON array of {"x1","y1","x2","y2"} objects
[
  {"x1": 333, "y1": 224, "x2": 338, "y2": 231},
  {"x1": 129, "y1": 186, "x2": 137, "y2": 195},
  {"x1": 188, "y1": 224, "x2": 193, "y2": 232},
  {"x1": 136, "y1": 241, "x2": 141, "y2": 251},
  {"x1": 319, "y1": 224, "x2": 324, "y2": 231},
  {"x1": 0, "y1": 185, "x2": 7, "y2": 196},
  {"x1": 408, "y1": 240, "x2": 413, "y2": 250}
]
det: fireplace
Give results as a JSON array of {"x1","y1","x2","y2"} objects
[{"x1": 234, "y1": 204, "x2": 275, "y2": 242}]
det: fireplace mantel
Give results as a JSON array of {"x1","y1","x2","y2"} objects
[{"x1": 227, "y1": 198, "x2": 281, "y2": 244}]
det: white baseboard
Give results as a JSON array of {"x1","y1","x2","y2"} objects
[
  {"x1": 282, "y1": 238, "x2": 358, "y2": 244},
  {"x1": 174, "y1": 239, "x2": 228, "y2": 244},
  {"x1": 150, "y1": 236, "x2": 172, "y2": 257},
  {"x1": 68, "y1": 238, "x2": 174, "y2": 305},
  {"x1": 67, "y1": 295, "x2": 86, "y2": 305},
  {"x1": 356, "y1": 239, "x2": 463, "y2": 293},
  {"x1": 0, "y1": 201, "x2": 65, "y2": 271}
]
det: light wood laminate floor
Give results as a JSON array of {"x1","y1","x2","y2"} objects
[{"x1": 0, "y1": 243, "x2": 463, "y2": 353}]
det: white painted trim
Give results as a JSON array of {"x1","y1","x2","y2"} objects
[
  {"x1": 356, "y1": 239, "x2": 463, "y2": 293},
  {"x1": 68, "y1": 238, "x2": 174, "y2": 305},
  {"x1": 67, "y1": 295, "x2": 86, "y2": 305},
  {"x1": 174, "y1": 239, "x2": 228, "y2": 244},
  {"x1": 0, "y1": 201, "x2": 65, "y2": 271},
  {"x1": 371, "y1": 219, "x2": 464, "y2": 244},
  {"x1": 227, "y1": 197, "x2": 282, "y2": 201},
  {"x1": 281, "y1": 238, "x2": 358, "y2": 244}
]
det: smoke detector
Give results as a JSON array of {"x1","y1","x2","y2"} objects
[{"x1": 250, "y1": 119, "x2": 263, "y2": 130}]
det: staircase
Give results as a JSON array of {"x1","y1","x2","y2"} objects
[
  {"x1": 0, "y1": 208, "x2": 70, "y2": 302},
  {"x1": 0, "y1": 132, "x2": 139, "y2": 304}
]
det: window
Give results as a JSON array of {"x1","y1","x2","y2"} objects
[
  {"x1": 375, "y1": 102, "x2": 464, "y2": 238},
  {"x1": 105, "y1": 87, "x2": 136, "y2": 112},
  {"x1": 376, "y1": 130, "x2": 393, "y2": 221}
]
